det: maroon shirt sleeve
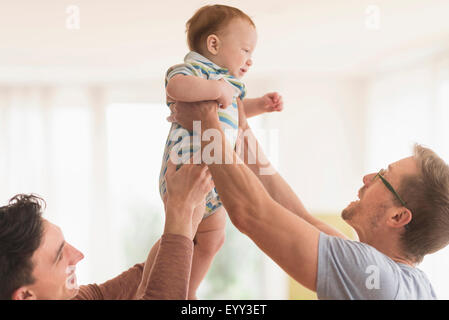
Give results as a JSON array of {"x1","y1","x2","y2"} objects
[{"x1": 73, "y1": 234, "x2": 193, "y2": 300}]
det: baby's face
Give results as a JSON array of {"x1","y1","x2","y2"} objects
[{"x1": 216, "y1": 18, "x2": 257, "y2": 79}]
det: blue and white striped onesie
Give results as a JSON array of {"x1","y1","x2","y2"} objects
[{"x1": 159, "y1": 51, "x2": 246, "y2": 218}]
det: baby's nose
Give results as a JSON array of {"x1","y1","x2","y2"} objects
[{"x1": 246, "y1": 59, "x2": 253, "y2": 67}]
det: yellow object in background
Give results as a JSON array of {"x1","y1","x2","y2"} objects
[{"x1": 288, "y1": 214, "x2": 357, "y2": 300}]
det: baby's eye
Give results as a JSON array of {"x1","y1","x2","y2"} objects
[{"x1": 242, "y1": 49, "x2": 249, "y2": 53}]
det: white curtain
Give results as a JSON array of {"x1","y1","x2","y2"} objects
[
  {"x1": 0, "y1": 84, "x2": 276, "y2": 298},
  {"x1": 0, "y1": 86, "x2": 106, "y2": 284}
]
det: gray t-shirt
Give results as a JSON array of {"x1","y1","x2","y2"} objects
[{"x1": 317, "y1": 232, "x2": 437, "y2": 299}]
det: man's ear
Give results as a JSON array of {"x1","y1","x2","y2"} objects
[
  {"x1": 206, "y1": 34, "x2": 220, "y2": 55},
  {"x1": 387, "y1": 208, "x2": 412, "y2": 229},
  {"x1": 11, "y1": 287, "x2": 37, "y2": 300}
]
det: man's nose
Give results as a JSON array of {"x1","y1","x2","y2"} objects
[
  {"x1": 363, "y1": 172, "x2": 377, "y2": 185},
  {"x1": 68, "y1": 243, "x2": 84, "y2": 264}
]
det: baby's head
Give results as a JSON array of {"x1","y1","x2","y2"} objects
[{"x1": 186, "y1": 5, "x2": 257, "y2": 79}]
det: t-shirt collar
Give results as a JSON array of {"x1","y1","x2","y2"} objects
[{"x1": 184, "y1": 51, "x2": 229, "y2": 74}]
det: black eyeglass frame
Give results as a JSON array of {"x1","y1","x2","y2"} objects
[{"x1": 373, "y1": 169, "x2": 407, "y2": 207}]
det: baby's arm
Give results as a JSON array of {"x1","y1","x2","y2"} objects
[
  {"x1": 243, "y1": 93, "x2": 284, "y2": 118},
  {"x1": 243, "y1": 98, "x2": 266, "y2": 118},
  {"x1": 166, "y1": 75, "x2": 235, "y2": 107}
]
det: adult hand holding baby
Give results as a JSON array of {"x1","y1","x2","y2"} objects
[
  {"x1": 163, "y1": 156, "x2": 215, "y2": 240},
  {"x1": 167, "y1": 100, "x2": 219, "y2": 132},
  {"x1": 217, "y1": 79, "x2": 237, "y2": 108}
]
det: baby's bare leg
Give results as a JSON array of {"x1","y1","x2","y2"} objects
[{"x1": 188, "y1": 207, "x2": 226, "y2": 300}]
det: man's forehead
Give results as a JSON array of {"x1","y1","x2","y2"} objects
[
  {"x1": 32, "y1": 219, "x2": 64, "y2": 263},
  {"x1": 43, "y1": 219, "x2": 63, "y2": 235},
  {"x1": 389, "y1": 156, "x2": 419, "y2": 177}
]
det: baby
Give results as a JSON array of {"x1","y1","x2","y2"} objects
[{"x1": 159, "y1": 5, "x2": 283, "y2": 299}]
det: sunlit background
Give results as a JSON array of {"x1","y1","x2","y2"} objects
[{"x1": 1, "y1": 0, "x2": 449, "y2": 299}]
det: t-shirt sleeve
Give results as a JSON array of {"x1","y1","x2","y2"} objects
[
  {"x1": 317, "y1": 232, "x2": 399, "y2": 300},
  {"x1": 165, "y1": 63, "x2": 197, "y2": 84},
  {"x1": 164, "y1": 63, "x2": 199, "y2": 106}
]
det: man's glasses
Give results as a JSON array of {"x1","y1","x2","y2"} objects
[{"x1": 372, "y1": 169, "x2": 407, "y2": 207}]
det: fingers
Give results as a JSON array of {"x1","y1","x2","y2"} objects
[
  {"x1": 267, "y1": 93, "x2": 283, "y2": 112},
  {"x1": 206, "y1": 178, "x2": 215, "y2": 193},
  {"x1": 266, "y1": 92, "x2": 281, "y2": 104},
  {"x1": 166, "y1": 103, "x2": 177, "y2": 123},
  {"x1": 162, "y1": 193, "x2": 168, "y2": 207},
  {"x1": 200, "y1": 173, "x2": 214, "y2": 195},
  {"x1": 169, "y1": 103, "x2": 177, "y2": 114},
  {"x1": 165, "y1": 155, "x2": 176, "y2": 176},
  {"x1": 202, "y1": 169, "x2": 212, "y2": 186},
  {"x1": 175, "y1": 153, "x2": 203, "y2": 174},
  {"x1": 191, "y1": 160, "x2": 210, "y2": 183}
]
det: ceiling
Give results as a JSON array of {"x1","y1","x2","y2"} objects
[{"x1": 1, "y1": 0, "x2": 449, "y2": 83}]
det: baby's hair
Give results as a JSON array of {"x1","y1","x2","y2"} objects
[{"x1": 186, "y1": 4, "x2": 255, "y2": 54}]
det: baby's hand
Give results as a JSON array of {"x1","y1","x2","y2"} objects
[
  {"x1": 217, "y1": 79, "x2": 236, "y2": 109},
  {"x1": 261, "y1": 92, "x2": 284, "y2": 113}
]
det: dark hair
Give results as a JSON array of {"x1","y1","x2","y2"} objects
[
  {"x1": 398, "y1": 145, "x2": 449, "y2": 264},
  {"x1": 0, "y1": 194, "x2": 45, "y2": 299}
]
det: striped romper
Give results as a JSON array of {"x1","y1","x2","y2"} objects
[{"x1": 159, "y1": 51, "x2": 246, "y2": 218}]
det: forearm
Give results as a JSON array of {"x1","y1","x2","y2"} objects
[
  {"x1": 138, "y1": 202, "x2": 195, "y2": 300},
  {"x1": 258, "y1": 168, "x2": 348, "y2": 239},
  {"x1": 202, "y1": 115, "x2": 319, "y2": 291},
  {"x1": 237, "y1": 116, "x2": 348, "y2": 239},
  {"x1": 139, "y1": 234, "x2": 193, "y2": 300},
  {"x1": 201, "y1": 116, "x2": 272, "y2": 229},
  {"x1": 166, "y1": 75, "x2": 221, "y2": 102},
  {"x1": 242, "y1": 98, "x2": 264, "y2": 118},
  {"x1": 75, "y1": 263, "x2": 145, "y2": 300}
]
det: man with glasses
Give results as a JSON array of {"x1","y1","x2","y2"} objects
[{"x1": 170, "y1": 99, "x2": 449, "y2": 299}]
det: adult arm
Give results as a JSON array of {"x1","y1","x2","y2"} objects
[
  {"x1": 173, "y1": 100, "x2": 320, "y2": 291},
  {"x1": 234, "y1": 99, "x2": 349, "y2": 240},
  {"x1": 74, "y1": 160, "x2": 213, "y2": 300},
  {"x1": 170, "y1": 99, "x2": 348, "y2": 240},
  {"x1": 138, "y1": 159, "x2": 213, "y2": 299},
  {"x1": 74, "y1": 234, "x2": 193, "y2": 300}
]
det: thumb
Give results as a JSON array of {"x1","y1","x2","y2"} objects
[{"x1": 165, "y1": 156, "x2": 177, "y2": 177}]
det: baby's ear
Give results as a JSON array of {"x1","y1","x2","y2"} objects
[{"x1": 206, "y1": 34, "x2": 220, "y2": 55}]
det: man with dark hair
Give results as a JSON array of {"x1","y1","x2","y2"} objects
[
  {"x1": 170, "y1": 99, "x2": 449, "y2": 299},
  {"x1": 0, "y1": 159, "x2": 214, "y2": 300},
  {"x1": 0, "y1": 194, "x2": 45, "y2": 300}
]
